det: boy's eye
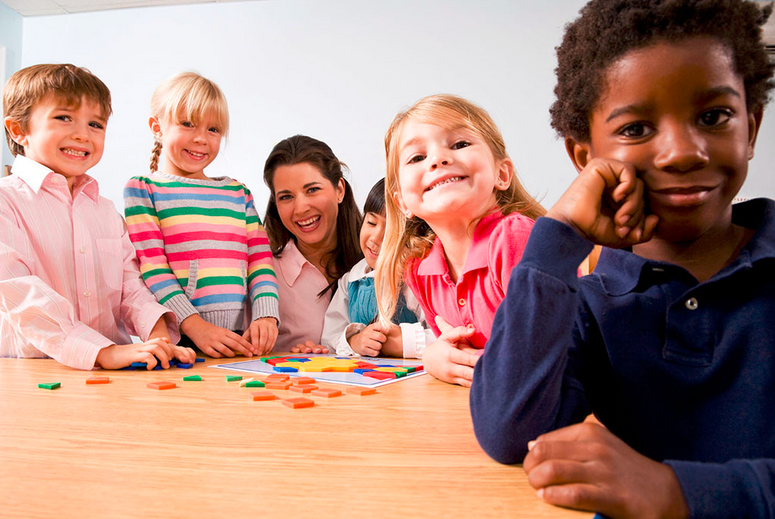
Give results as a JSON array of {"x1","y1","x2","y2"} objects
[
  {"x1": 452, "y1": 140, "x2": 470, "y2": 150},
  {"x1": 208, "y1": 127, "x2": 220, "y2": 134},
  {"x1": 618, "y1": 122, "x2": 653, "y2": 139},
  {"x1": 408, "y1": 154, "x2": 425, "y2": 164},
  {"x1": 54, "y1": 115, "x2": 72, "y2": 122},
  {"x1": 180, "y1": 121, "x2": 193, "y2": 128},
  {"x1": 89, "y1": 122, "x2": 104, "y2": 130},
  {"x1": 698, "y1": 109, "x2": 732, "y2": 128}
]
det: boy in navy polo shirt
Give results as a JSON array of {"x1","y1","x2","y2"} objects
[{"x1": 471, "y1": 0, "x2": 775, "y2": 517}]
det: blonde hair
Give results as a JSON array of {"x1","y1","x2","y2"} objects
[
  {"x1": 2, "y1": 64, "x2": 112, "y2": 157},
  {"x1": 376, "y1": 94, "x2": 546, "y2": 323},
  {"x1": 149, "y1": 72, "x2": 229, "y2": 172}
]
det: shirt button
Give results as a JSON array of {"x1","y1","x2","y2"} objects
[
  {"x1": 83, "y1": 290, "x2": 91, "y2": 297},
  {"x1": 458, "y1": 298, "x2": 466, "y2": 307},
  {"x1": 685, "y1": 297, "x2": 698, "y2": 310},
  {"x1": 79, "y1": 246, "x2": 86, "y2": 254}
]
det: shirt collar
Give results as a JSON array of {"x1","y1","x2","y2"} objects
[
  {"x1": 347, "y1": 258, "x2": 373, "y2": 281},
  {"x1": 595, "y1": 198, "x2": 775, "y2": 296},
  {"x1": 416, "y1": 209, "x2": 504, "y2": 277},
  {"x1": 11, "y1": 155, "x2": 100, "y2": 201},
  {"x1": 277, "y1": 240, "x2": 314, "y2": 287}
]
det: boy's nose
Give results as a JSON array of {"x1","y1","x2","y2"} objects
[{"x1": 653, "y1": 124, "x2": 709, "y2": 173}]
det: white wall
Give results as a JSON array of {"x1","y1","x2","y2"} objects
[
  {"x1": 17, "y1": 0, "x2": 775, "y2": 214},
  {"x1": 0, "y1": 1, "x2": 23, "y2": 170}
]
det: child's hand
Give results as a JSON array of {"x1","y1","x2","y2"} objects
[
  {"x1": 523, "y1": 422, "x2": 689, "y2": 519},
  {"x1": 547, "y1": 158, "x2": 659, "y2": 248},
  {"x1": 181, "y1": 315, "x2": 255, "y2": 358},
  {"x1": 422, "y1": 316, "x2": 482, "y2": 387},
  {"x1": 291, "y1": 340, "x2": 330, "y2": 354},
  {"x1": 243, "y1": 317, "x2": 279, "y2": 356},
  {"x1": 95, "y1": 338, "x2": 196, "y2": 370},
  {"x1": 348, "y1": 322, "x2": 390, "y2": 357}
]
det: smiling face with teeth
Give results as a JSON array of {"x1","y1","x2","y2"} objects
[
  {"x1": 272, "y1": 161, "x2": 345, "y2": 257},
  {"x1": 9, "y1": 94, "x2": 107, "y2": 192},
  {"x1": 151, "y1": 109, "x2": 223, "y2": 180},
  {"x1": 395, "y1": 120, "x2": 511, "y2": 229}
]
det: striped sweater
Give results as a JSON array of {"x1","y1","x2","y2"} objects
[{"x1": 124, "y1": 173, "x2": 279, "y2": 331}]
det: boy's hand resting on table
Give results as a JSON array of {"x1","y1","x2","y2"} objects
[
  {"x1": 547, "y1": 158, "x2": 658, "y2": 248},
  {"x1": 95, "y1": 337, "x2": 196, "y2": 370},
  {"x1": 243, "y1": 317, "x2": 279, "y2": 356},
  {"x1": 524, "y1": 422, "x2": 689, "y2": 519},
  {"x1": 291, "y1": 340, "x2": 329, "y2": 354},
  {"x1": 181, "y1": 314, "x2": 256, "y2": 358},
  {"x1": 422, "y1": 316, "x2": 483, "y2": 388}
]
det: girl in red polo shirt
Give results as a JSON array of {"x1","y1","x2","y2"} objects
[{"x1": 376, "y1": 94, "x2": 545, "y2": 387}]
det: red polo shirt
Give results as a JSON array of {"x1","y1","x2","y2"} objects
[{"x1": 405, "y1": 210, "x2": 534, "y2": 349}]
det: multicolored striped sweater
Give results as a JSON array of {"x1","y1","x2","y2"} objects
[{"x1": 123, "y1": 173, "x2": 279, "y2": 331}]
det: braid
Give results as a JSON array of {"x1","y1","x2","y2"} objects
[{"x1": 149, "y1": 140, "x2": 162, "y2": 173}]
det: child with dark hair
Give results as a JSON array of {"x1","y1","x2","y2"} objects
[
  {"x1": 321, "y1": 178, "x2": 434, "y2": 357},
  {"x1": 471, "y1": 0, "x2": 774, "y2": 517}
]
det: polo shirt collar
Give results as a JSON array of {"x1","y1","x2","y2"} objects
[
  {"x1": 11, "y1": 155, "x2": 100, "y2": 201},
  {"x1": 595, "y1": 198, "x2": 775, "y2": 296},
  {"x1": 416, "y1": 209, "x2": 504, "y2": 277}
]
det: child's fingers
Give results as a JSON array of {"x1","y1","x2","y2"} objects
[
  {"x1": 223, "y1": 332, "x2": 253, "y2": 357},
  {"x1": 439, "y1": 325, "x2": 476, "y2": 344},
  {"x1": 434, "y1": 315, "x2": 454, "y2": 334},
  {"x1": 448, "y1": 347, "x2": 480, "y2": 369}
]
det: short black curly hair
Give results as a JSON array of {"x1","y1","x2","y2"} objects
[{"x1": 550, "y1": 0, "x2": 775, "y2": 142}]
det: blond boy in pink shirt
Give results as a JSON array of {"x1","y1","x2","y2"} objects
[{"x1": 0, "y1": 63, "x2": 195, "y2": 370}]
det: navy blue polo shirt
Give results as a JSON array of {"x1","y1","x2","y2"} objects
[{"x1": 471, "y1": 198, "x2": 775, "y2": 518}]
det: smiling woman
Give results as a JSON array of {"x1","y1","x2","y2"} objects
[{"x1": 263, "y1": 135, "x2": 363, "y2": 351}]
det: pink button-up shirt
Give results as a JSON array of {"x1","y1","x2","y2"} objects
[
  {"x1": 273, "y1": 240, "x2": 332, "y2": 351},
  {"x1": 405, "y1": 210, "x2": 534, "y2": 349},
  {"x1": 0, "y1": 156, "x2": 178, "y2": 369}
]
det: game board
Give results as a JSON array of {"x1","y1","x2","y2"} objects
[{"x1": 211, "y1": 354, "x2": 426, "y2": 387}]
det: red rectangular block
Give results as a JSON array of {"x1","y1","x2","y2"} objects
[
  {"x1": 311, "y1": 388, "x2": 342, "y2": 398},
  {"x1": 346, "y1": 387, "x2": 377, "y2": 396},
  {"x1": 265, "y1": 381, "x2": 293, "y2": 390},
  {"x1": 289, "y1": 384, "x2": 318, "y2": 393},
  {"x1": 282, "y1": 397, "x2": 315, "y2": 409},
  {"x1": 85, "y1": 376, "x2": 110, "y2": 385},
  {"x1": 251, "y1": 391, "x2": 276, "y2": 401},
  {"x1": 147, "y1": 381, "x2": 176, "y2": 390},
  {"x1": 292, "y1": 377, "x2": 316, "y2": 385},
  {"x1": 363, "y1": 371, "x2": 396, "y2": 380}
]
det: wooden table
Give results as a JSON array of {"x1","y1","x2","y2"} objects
[{"x1": 0, "y1": 358, "x2": 591, "y2": 519}]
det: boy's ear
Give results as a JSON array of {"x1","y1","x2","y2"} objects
[
  {"x1": 565, "y1": 137, "x2": 592, "y2": 173},
  {"x1": 747, "y1": 107, "x2": 764, "y2": 160},
  {"x1": 4, "y1": 117, "x2": 28, "y2": 147},
  {"x1": 148, "y1": 116, "x2": 162, "y2": 139},
  {"x1": 495, "y1": 158, "x2": 514, "y2": 191}
]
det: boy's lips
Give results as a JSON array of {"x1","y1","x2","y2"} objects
[
  {"x1": 61, "y1": 147, "x2": 89, "y2": 158},
  {"x1": 649, "y1": 185, "x2": 717, "y2": 207}
]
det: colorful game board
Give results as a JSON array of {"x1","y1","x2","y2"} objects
[{"x1": 211, "y1": 354, "x2": 426, "y2": 387}]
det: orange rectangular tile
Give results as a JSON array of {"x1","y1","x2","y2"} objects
[
  {"x1": 292, "y1": 377, "x2": 317, "y2": 385},
  {"x1": 289, "y1": 384, "x2": 318, "y2": 393},
  {"x1": 264, "y1": 374, "x2": 290, "y2": 382},
  {"x1": 346, "y1": 387, "x2": 377, "y2": 396},
  {"x1": 85, "y1": 376, "x2": 110, "y2": 385},
  {"x1": 251, "y1": 391, "x2": 276, "y2": 401},
  {"x1": 147, "y1": 381, "x2": 176, "y2": 390},
  {"x1": 311, "y1": 388, "x2": 342, "y2": 398},
  {"x1": 282, "y1": 397, "x2": 315, "y2": 409},
  {"x1": 265, "y1": 382, "x2": 293, "y2": 390}
]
